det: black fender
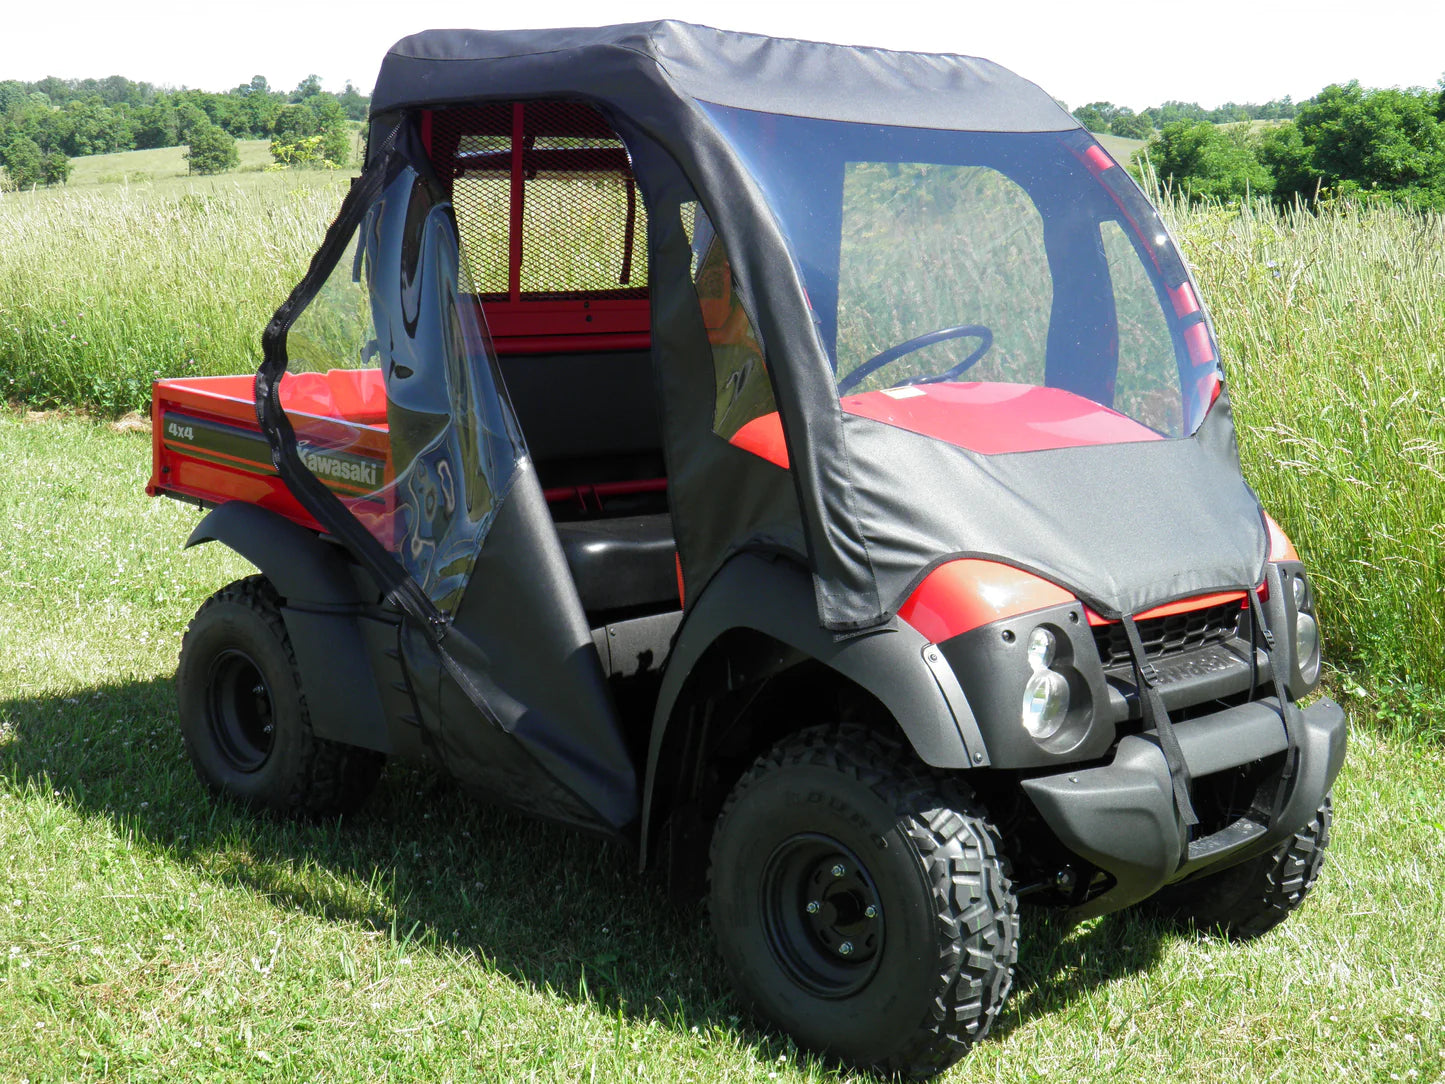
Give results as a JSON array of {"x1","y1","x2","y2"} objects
[
  {"x1": 639, "y1": 552, "x2": 988, "y2": 862},
  {"x1": 185, "y1": 501, "x2": 359, "y2": 606},
  {"x1": 184, "y1": 501, "x2": 395, "y2": 753}
]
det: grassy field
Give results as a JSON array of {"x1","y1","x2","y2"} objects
[
  {"x1": 1176, "y1": 195, "x2": 1445, "y2": 717},
  {"x1": 1, "y1": 410, "x2": 1442, "y2": 1081},
  {"x1": 1095, "y1": 133, "x2": 1145, "y2": 165},
  {"x1": 62, "y1": 140, "x2": 279, "y2": 188},
  {"x1": 0, "y1": 169, "x2": 350, "y2": 414}
]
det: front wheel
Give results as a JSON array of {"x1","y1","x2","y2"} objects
[
  {"x1": 708, "y1": 724, "x2": 1017, "y2": 1078},
  {"x1": 177, "y1": 575, "x2": 383, "y2": 817}
]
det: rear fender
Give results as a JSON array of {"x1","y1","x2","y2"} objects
[
  {"x1": 639, "y1": 552, "x2": 987, "y2": 864},
  {"x1": 184, "y1": 501, "x2": 396, "y2": 754}
]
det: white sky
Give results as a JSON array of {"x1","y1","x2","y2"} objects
[{"x1": 2, "y1": 0, "x2": 1442, "y2": 112}]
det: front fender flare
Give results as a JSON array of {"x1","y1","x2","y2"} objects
[{"x1": 640, "y1": 553, "x2": 988, "y2": 857}]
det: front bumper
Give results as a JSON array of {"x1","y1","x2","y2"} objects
[{"x1": 1021, "y1": 695, "x2": 1347, "y2": 919}]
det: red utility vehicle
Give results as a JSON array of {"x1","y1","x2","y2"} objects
[{"x1": 149, "y1": 23, "x2": 1345, "y2": 1077}]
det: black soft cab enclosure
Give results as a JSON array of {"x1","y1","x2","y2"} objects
[{"x1": 159, "y1": 21, "x2": 1346, "y2": 1077}]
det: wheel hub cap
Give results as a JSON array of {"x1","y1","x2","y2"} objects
[{"x1": 760, "y1": 834, "x2": 885, "y2": 998}]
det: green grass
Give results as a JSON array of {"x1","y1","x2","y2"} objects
[
  {"x1": 0, "y1": 171, "x2": 351, "y2": 413},
  {"x1": 61, "y1": 140, "x2": 280, "y2": 188},
  {"x1": 1, "y1": 410, "x2": 1442, "y2": 1080},
  {"x1": 1168, "y1": 195, "x2": 1445, "y2": 712}
]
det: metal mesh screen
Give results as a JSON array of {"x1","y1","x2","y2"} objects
[{"x1": 427, "y1": 101, "x2": 648, "y2": 301}]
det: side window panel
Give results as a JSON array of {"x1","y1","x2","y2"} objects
[{"x1": 684, "y1": 202, "x2": 776, "y2": 439}]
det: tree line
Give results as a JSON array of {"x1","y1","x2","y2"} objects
[
  {"x1": 1138, "y1": 83, "x2": 1445, "y2": 210},
  {"x1": 1072, "y1": 97, "x2": 1300, "y2": 140},
  {"x1": 0, "y1": 74, "x2": 367, "y2": 187},
  {"x1": 1074, "y1": 81, "x2": 1445, "y2": 211}
]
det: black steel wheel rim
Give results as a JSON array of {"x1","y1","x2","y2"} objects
[
  {"x1": 759, "y1": 833, "x2": 885, "y2": 998},
  {"x1": 206, "y1": 649, "x2": 276, "y2": 773}
]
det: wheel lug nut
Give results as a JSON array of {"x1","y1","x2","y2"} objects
[
  {"x1": 864, "y1": 905, "x2": 877, "y2": 919},
  {"x1": 839, "y1": 941, "x2": 854, "y2": 956},
  {"x1": 806, "y1": 900, "x2": 820, "y2": 914},
  {"x1": 831, "y1": 864, "x2": 845, "y2": 878}
]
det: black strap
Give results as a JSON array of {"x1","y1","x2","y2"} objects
[
  {"x1": 1248, "y1": 588, "x2": 1300, "y2": 824},
  {"x1": 1121, "y1": 615, "x2": 1199, "y2": 828}
]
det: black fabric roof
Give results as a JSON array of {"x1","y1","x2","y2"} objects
[{"x1": 372, "y1": 21, "x2": 1079, "y2": 133}]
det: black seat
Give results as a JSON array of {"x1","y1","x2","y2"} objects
[{"x1": 554, "y1": 514, "x2": 678, "y2": 618}]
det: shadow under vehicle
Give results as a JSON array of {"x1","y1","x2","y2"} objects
[{"x1": 146, "y1": 21, "x2": 1346, "y2": 1078}]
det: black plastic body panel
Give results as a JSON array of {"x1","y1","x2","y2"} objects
[
  {"x1": 1265, "y1": 560, "x2": 1319, "y2": 699},
  {"x1": 1100, "y1": 641, "x2": 1271, "y2": 721},
  {"x1": 185, "y1": 501, "x2": 357, "y2": 606},
  {"x1": 591, "y1": 611, "x2": 683, "y2": 678},
  {"x1": 1021, "y1": 696, "x2": 1346, "y2": 920},
  {"x1": 938, "y1": 601, "x2": 1113, "y2": 769}
]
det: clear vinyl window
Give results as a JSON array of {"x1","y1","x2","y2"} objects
[
  {"x1": 684, "y1": 201, "x2": 777, "y2": 440},
  {"x1": 837, "y1": 162, "x2": 1052, "y2": 392},
  {"x1": 281, "y1": 164, "x2": 522, "y2": 612}
]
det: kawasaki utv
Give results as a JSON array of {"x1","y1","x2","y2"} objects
[{"x1": 148, "y1": 21, "x2": 1346, "y2": 1078}]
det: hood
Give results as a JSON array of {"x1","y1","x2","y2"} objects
[{"x1": 844, "y1": 390, "x2": 1268, "y2": 618}]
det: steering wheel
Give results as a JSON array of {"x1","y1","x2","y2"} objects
[{"x1": 837, "y1": 324, "x2": 993, "y2": 394}]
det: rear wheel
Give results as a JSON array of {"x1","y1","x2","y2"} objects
[
  {"x1": 177, "y1": 575, "x2": 383, "y2": 817},
  {"x1": 708, "y1": 724, "x2": 1017, "y2": 1078},
  {"x1": 1152, "y1": 796, "x2": 1332, "y2": 939}
]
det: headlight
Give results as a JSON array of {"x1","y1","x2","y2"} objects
[
  {"x1": 1022, "y1": 668, "x2": 1070, "y2": 741},
  {"x1": 1295, "y1": 611, "x2": 1321, "y2": 685},
  {"x1": 1292, "y1": 575, "x2": 1307, "y2": 609},
  {"x1": 1026, "y1": 627, "x2": 1056, "y2": 671}
]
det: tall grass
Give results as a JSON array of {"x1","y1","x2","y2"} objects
[
  {"x1": 0, "y1": 176, "x2": 347, "y2": 413},
  {"x1": 1165, "y1": 194, "x2": 1445, "y2": 703}
]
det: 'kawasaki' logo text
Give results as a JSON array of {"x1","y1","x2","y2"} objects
[{"x1": 300, "y1": 447, "x2": 381, "y2": 489}]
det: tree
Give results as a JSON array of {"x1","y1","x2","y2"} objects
[
  {"x1": 1257, "y1": 122, "x2": 1318, "y2": 203},
  {"x1": 41, "y1": 151, "x2": 70, "y2": 185},
  {"x1": 1, "y1": 134, "x2": 43, "y2": 187},
  {"x1": 132, "y1": 102, "x2": 178, "y2": 148},
  {"x1": 338, "y1": 81, "x2": 369, "y2": 121},
  {"x1": 1141, "y1": 120, "x2": 1273, "y2": 201},
  {"x1": 292, "y1": 74, "x2": 322, "y2": 100},
  {"x1": 176, "y1": 101, "x2": 208, "y2": 144},
  {"x1": 1072, "y1": 101, "x2": 1116, "y2": 132},
  {"x1": 1110, "y1": 110, "x2": 1152, "y2": 139},
  {"x1": 186, "y1": 122, "x2": 238, "y2": 175},
  {"x1": 271, "y1": 102, "x2": 316, "y2": 143},
  {"x1": 1294, "y1": 82, "x2": 1445, "y2": 208},
  {"x1": 309, "y1": 94, "x2": 350, "y2": 165}
]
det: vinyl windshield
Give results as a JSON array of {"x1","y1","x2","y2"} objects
[{"x1": 699, "y1": 103, "x2": 1221, "y2": 438}]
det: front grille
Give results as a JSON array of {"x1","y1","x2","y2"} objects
[{"x1": 1092, "y1": 600, "x2": 1243, "y2": 669}]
